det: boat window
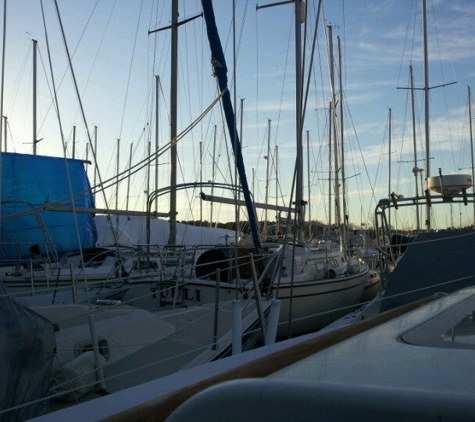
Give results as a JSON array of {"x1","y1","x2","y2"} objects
[
  {"x1": 133, "y1": 259, "x2": 159, "y2": 271},
  {"x1": 441, "y1": 310, "x2": 475, "y2": 346},
  {"x1": 316, "y1": 262, "x2": 327, "y2": 270},
  {"x1": 400, "y1": 294, "x2": 475, "y2": 350}
]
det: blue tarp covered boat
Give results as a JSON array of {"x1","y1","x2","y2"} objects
[{"x1": 1, "y1": 152, "x2": 97, "y2": 260}]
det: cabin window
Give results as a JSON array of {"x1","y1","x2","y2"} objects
[
  {"x1": 441, "y1": 310, "x2": 475, "y2": 346},
  {"x1": 133, "y1": 260, "x2": 159, "y2": 271},
  {"x1": 400, "y1": 296, "x2": 475, "y2": 351},
  {"x1": 316, "y1": 262, "x2": 327, "y2": 270}
]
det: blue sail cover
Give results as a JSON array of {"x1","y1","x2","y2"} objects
[{"x1": 1, "y1": 152, "x2": 97, "y2": 260}]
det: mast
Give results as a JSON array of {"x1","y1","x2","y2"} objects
[
  {"x1": 338, "y1": 35, "x2": 346, "y2": 248},
  {"x1": 294, "y1": 0, "x2": 305, "y2": 240},
  {"x1": 327, "y1": 24, "x2": 340, "y2": 239},
  {"x1": 264, "y1": 119, "x2": 271, "y2": 238},
  {"x1": 116, "y1": 138, "x2": 120, "y2": 230},
  {"x1": 148, "y1": 1, "x2": 201, "y2": 245},
  {"x1": 199, "y1": 140, "x2": 203, "y2": 222},
  {"x1": 306, "y1": 130, "x2": 311, "y2": 238},
  {"x1": 422, "y1": 0, "x2": 431, "y2": 230},
  {"x1": 155, "y1": 75, "x2": 160, "y2": 214},
  {"x1": 201, "y1": 0, "x2": 261, "y2": 249},
  {"x1": 388, "y1": 107, "x2": 392, "y2": 230},
  {"x1": 419, "y1": 0, "x2": 456, "y2": 229},
  {"x1": 72, "y1": 125, "x2": 76, "y2": 159},
  {"x1": 146, "y1": 141, "x2": 151, "y2": 213},
  {"x1": 126, "y1": 142, "x2": 132, "y2": 211},
  {"x1": 32, "y1": 39, "x2": 38, "y2": 155},
  {"x1": 0, "y1": 0, "x2": 6, "y2": 246},
  {"x1": 410, "y1": 65, "x2": 421, "y2": 232},
  {"x1": 257, "y1": 0, "x2": 306, "y2": 240},
  {"x1": 2, "y1": 115, "x2": 6, "y2": 151},
  {"x1": 210, "y1": 125, "x2": 217, "y2": 226},
  {"x1": 469, "y1": 85, "x2": 475, "y2": 228},
  {"x1": 327, "y1": 101, "x2": 332, "y2": 232},
  {"x1": 233, "y1": 0, "x2": 240, "y2": 246},
  {"x1": 169, "y1": 0, "x2": 178, "y2": 245},
  {"x1": 93, "y1": 125, "x2": 98, "y2": 189},
  {"x1": 275, "y1": 145, "x2": 279, "y2": 234}
]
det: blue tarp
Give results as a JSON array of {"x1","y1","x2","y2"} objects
[{"x1": 1, "y1": 152, "x2": 97, "y2": 260}]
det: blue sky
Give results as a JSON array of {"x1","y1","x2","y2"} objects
[{"x1": 2, "y1": 0, "x2": 475, "y2": 231}]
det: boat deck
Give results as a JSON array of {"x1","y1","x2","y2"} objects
[{"x1": 29, "y1": 286, "x2": 475, "y2": 421}]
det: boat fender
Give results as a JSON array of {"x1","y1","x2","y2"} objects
[{"x1": 50, "y1": 351, "x2": 105, "y2": 402}]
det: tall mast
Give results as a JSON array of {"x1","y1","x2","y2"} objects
[
  {"x1": 256, "y1": 1, "x2": 306, "y2": 240},
  {"x1": 148, "y1": 1, "x2": 201, "y2": 245},
  {"x1": 338, "y1": 35, "x2": 346, "y2": 247},
  {"x1": 410, "y1": 65, "x2": 421, "y2": 232},
  {"x1": 169, "y1": 0, "x2": 178, "y2": 245},
  {"x1": 294, "y1": 0, "x2": 305, "y2": 240},
  {"x1": 328, "y1": 101, "x2": 332, "y2": 231},
  {"x1": 146, "y1": 141, "x2": 151, "y2": 214},
  {"x1": 72, "y1": 125, "x2": 76, "y2": 159},
  {"x1": 388, "y1": 107, "x2": 391, "y2": 230},
  {"x1": 126, "y1": 142, "x2": 132, "y2": 211},
  {"x1": 0, "y1": 0, "x2": 6, "y2": 244},
  {"x1": 275, "y1": 145, "x2": 279, "y2": 234},
  {"x1": 116, "y1": 138, "x2": 120, "y2": 229},
  {"x1": 32, "y1": 39, "x2": 38, "y2": 155},
  {"x1": 327, "y1": 24, "x2": 340, "y2": 238},
  {"x1": 155, "y1": 75, "x2": 160, "y2": 214},
  {"x1": 210, "y1": 125, "x2": 217, "y2": 227},
  {"x1": 264, "y1": 119, "x2": 271, "y2": 238},
  {"x1": 199, "y1": 140, "x2": 203, "y2": 222},
  {"x1": 2, "y1": 116, "x2": 6, "y2": 151},
  {"x1": 469, "y1": 85, "x2": 475, "y2": 228},
  {"x1": 422, "y1": 0, "x2": 430, "y2": 230},
  {"x1": 93, "y1": 125, "x2": 97, "y2": 189},
  {"x1": 306, "y1": 130, "x2": 311, "y2": 238}
]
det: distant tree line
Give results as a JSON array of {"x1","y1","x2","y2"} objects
[{"x1": 179, "y1": 219, "x2": 380, "y2": 241}]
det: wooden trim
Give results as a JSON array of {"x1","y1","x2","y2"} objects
[{"x1": 101, "y1": 293, "x2": 443, "y2": 422}]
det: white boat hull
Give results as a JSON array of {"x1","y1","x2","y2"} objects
[{"x1": 275, "y1": 267, "x2": 368, "y2": 337}]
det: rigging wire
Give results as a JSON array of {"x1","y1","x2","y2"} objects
[
  {"x1": 43, "y1": 0, "x2": 94, "y2": 302},
  {"x1": 117, "y1": 0, "x2": 144, "y2": 141},
  {"x1": 3, "y1": 90, "x2": 226, "y2": 224}
]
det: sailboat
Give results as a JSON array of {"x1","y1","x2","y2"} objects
[
  {"x1": 258, "y1": 2, "x2": 369, "y2": 338},
  {"x1": 124, "y1": 0, "x2": 370, "y2": 339}
]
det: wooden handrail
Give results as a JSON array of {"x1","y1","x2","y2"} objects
[{"x1": 101, "y1": 293, "x2": 444, "y2": 422}]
